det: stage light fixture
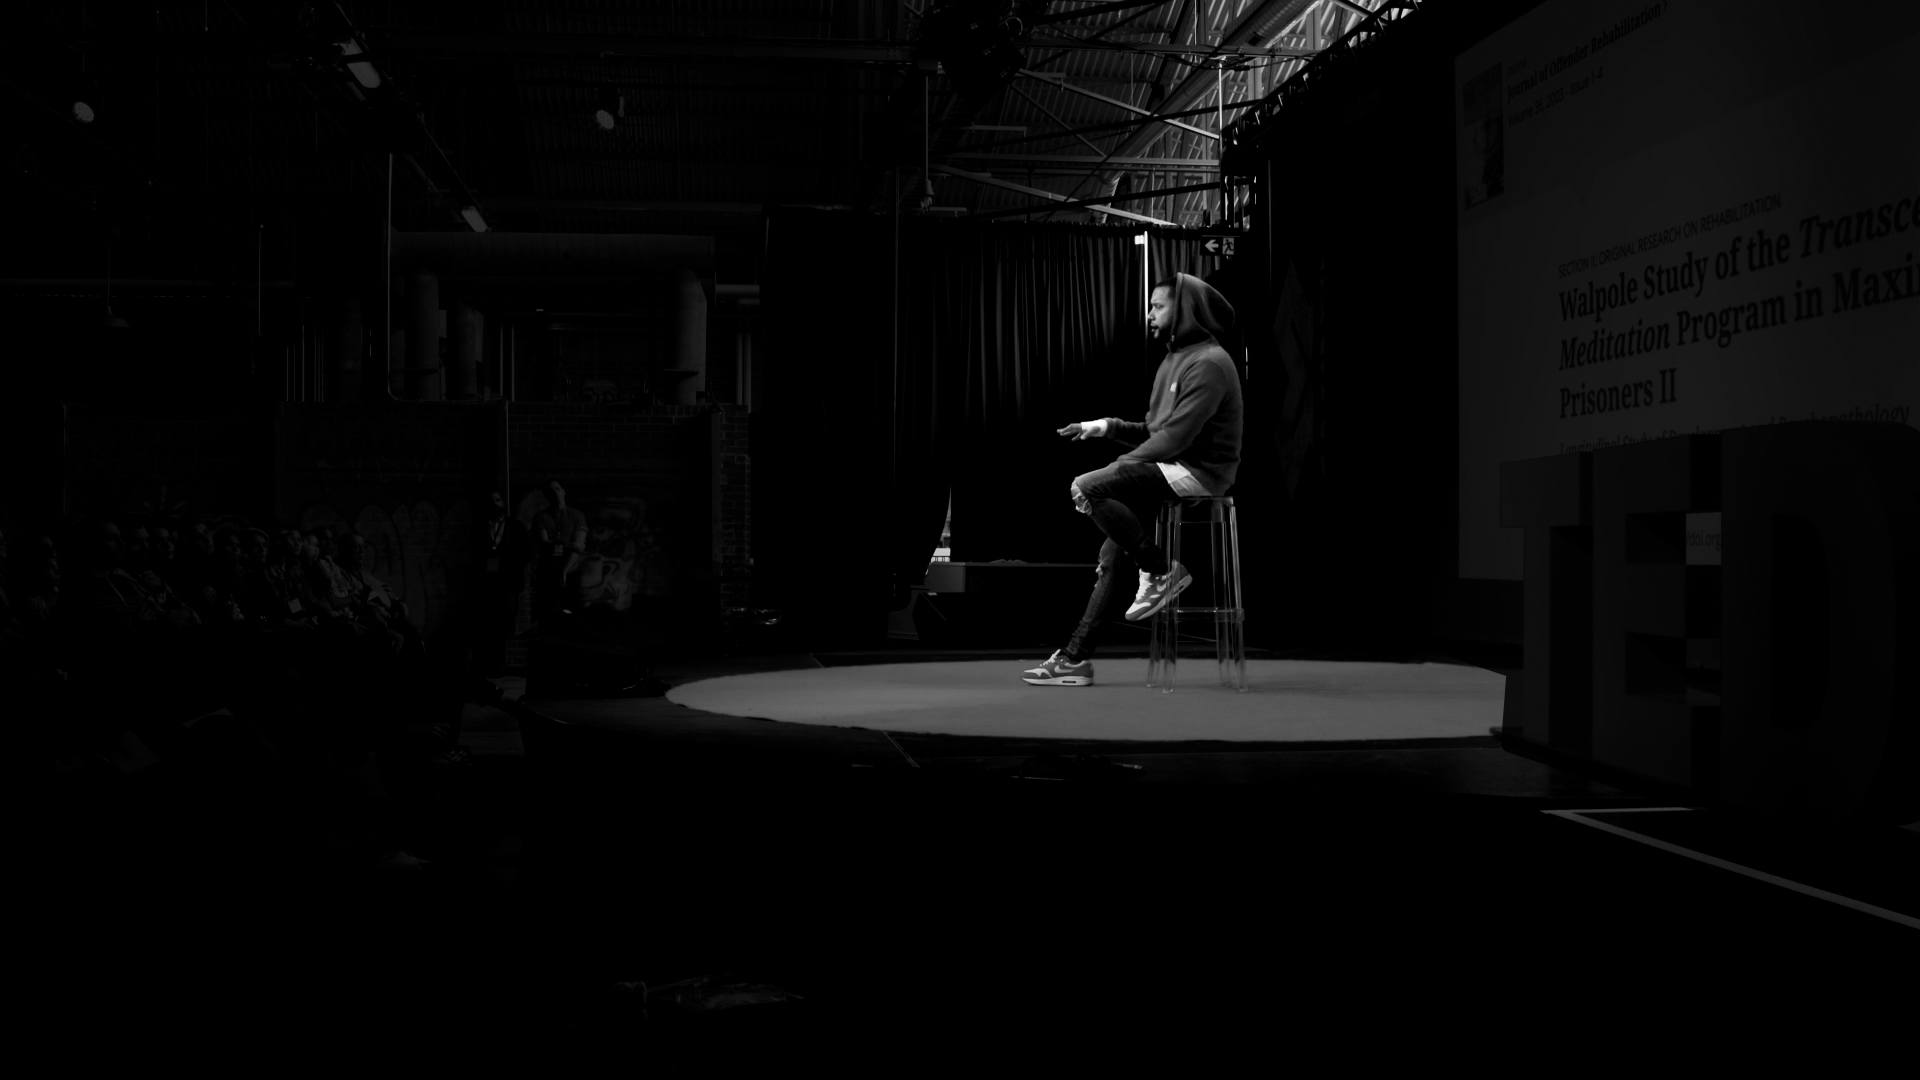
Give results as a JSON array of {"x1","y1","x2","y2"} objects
[
  {"x1": 338, "y1": 39, "x2": 383, "y2": 89},
  {"x1": 593, "y1": 88, "x2": 624, "y2": 131},
  {"x1": 72, "y1": 100, "x2": 96, "y2": 123},
  {"x1": 459, "y1": 206, "x2": 489, "y2": 233}
]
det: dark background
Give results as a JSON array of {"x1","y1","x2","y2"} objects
[{"x1": 1, "y1": 0, "x2": 1557, "y2": 657}]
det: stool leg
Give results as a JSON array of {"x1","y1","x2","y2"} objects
[
  {"x1": 1160, "y1": 502, "x2": 1180, "y2": 692},
  {"x1": 1228, "y1": 503, "x2": 1247, "y2": 692},
  {"x1": 1213, "y1": 503, "x2": 1228, "y2": 680},
  {"x1": 1147, "y1": 502, "x2": 1168, "y2": 688}
]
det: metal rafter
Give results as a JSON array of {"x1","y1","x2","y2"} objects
[
  {"x1": 1018, "y1": 69, "x2": 1217, "y2": 141},
  {"x1": 930, "y1": 164, "x2": 1176, "y2": 225},
  {"x1": 967, "y1": 179, "x2": 1222, "y2": 220},
  {"x1": 953, "y1": 96, "x2": 1264, "y2": 153},
  {"x1": 1008, "y1": 82, "x2": 1110, "y2": 157},
  {"x1": 1027, "y1": 40, "x2": 1315, "y2": 55},
  {"x1": 1096, "y1": 0, "x2": 1323, "y2": 167},
  {"x1": 926, "y1": 2, "x2": 1350, "y2": 225},
  {"x1": 947, "y1": 152, "x2": 1219, "y2": 168},
  {"x1": 1029, "y1": 0, "x2": 1176, "y2": 26},
  {"x1": 363, "y1": 29, "x2": 919, "y2": 65}
]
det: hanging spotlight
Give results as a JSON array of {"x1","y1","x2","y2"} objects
[
  {"x1": 593, "y1": 88, "x2": 624, "y2": 131},
  {"x1": 459, "y1": 206, "x2": 489, "y2": 233},
  {"x1": 70, "y1": 75, "x2": 100, "y2": 123},
  {"x1": 337, "y1": 38, "x2": 383, "y2": 90}
]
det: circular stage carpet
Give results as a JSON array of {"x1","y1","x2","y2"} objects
[{"x1": 667, "y1": 658, "x2": 1508, "y2": 743}]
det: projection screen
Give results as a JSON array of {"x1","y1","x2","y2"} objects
[{"x1": 1455, "y1": 0, "x2": 1919, "y2": 580}]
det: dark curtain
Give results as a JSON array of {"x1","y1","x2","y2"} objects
[
  {"x1": 1229, "y1": 10, "x2": 1460, "y2": 650},
  {"x1": 761, "y1": 208, "x2": 1229, "y2": 645},
  {"x1": 758, "y1": 209, "x2": 897, "y2": 644},
  {"x1": 913, "y1": 223, "x2": 1230, "y2": 569},
  {"x1": 910, "y1": 223, "x2": 1141, "y2": 567}
]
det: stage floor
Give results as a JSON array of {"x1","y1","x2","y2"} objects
[{"x1": 666, "y1": 657, "x2": 1508, "y2": 743}]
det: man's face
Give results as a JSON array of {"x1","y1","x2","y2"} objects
[
  {"x1": 97, "y1": 524, "x2": 124, "y2": 568},
  {"x1": 191, "y1": 522, "x2": 215, "y2": 555},
  {"x1": 246, "y1": 532, "x2": 270, "y2": 565},
  {"x1": 128, "y1": 527, "x2": 150, "y2": 563},
  {"x1": 153, "y1": 528, "x2": 175, "y2": 562},
  {"x1": 1148, "y1": 285, "x2": 1175, "y2": 340},
  {"x1": 490, "y1": 491, "x2": 508, "y2": 519},
  {"x1": 218, "y1": 533, "x2": 241, "y2": 560},
  {"x1": 549, "y1": 481, "x2": 565, "y2": 505}
]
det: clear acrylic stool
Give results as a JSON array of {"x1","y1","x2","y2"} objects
[{"x1": 1146, "y1": 496, "x2": 1247, "y2": 693}]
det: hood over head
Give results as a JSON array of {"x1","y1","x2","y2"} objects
[{"x1": 1163, "y1": 272, "x2": 1236, "y2": 349}]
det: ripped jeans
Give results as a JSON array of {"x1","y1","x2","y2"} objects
[{"x1": 1062, "y1": 459, "x2": 1173, "y2": 660}]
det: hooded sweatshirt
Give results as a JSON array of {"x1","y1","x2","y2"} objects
[{"x1": 1107, "y1": 272, "x2": 1243, "y2": 496}]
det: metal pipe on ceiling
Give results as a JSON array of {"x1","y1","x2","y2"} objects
[
  {"x1": 930, "y1": 164, "x2": 1175, "y2": 226},
  {"x1": 965, "y1": 180, "x2": 1224, "y2": 222},
  {"x1": 1019, "y1": 69, "x2": 1217, "y2": 141}
]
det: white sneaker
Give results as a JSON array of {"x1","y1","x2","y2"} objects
[
  {"x1": 1125, "y1": 561, "x2": 1192, "y2": 621},
  {"x1": 1021, "y1": 650, "x2": 1094, "y2": 686}
]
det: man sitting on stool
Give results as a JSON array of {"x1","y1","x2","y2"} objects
[{"x1": 1022, "y1": 272, "x2": 1243, "y2": 687}]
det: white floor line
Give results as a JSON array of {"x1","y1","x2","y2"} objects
[
  {"x1": 881, "y1": 731, "x2": 920, "y2": 768},
  {"x1": 1543, "y1": 808, "x2": 1920, "y2": 931}
]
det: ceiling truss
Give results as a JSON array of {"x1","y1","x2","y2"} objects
[{"x1": 15, "y1": 1, "x2": 1416, "y2": 249}]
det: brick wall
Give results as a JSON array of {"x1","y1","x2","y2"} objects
[
  {"x1": 277, "y1": 402, "x2": 502, "y2": 639},
  {"x1": 507, "y1": 402, "x2": 749, "y2": 651},
  {"x1": 63, "y1": 401, "x2": 275, "y2": 526},
  {"x1": 715, "y1": 404, "x2": 751, "y2": 613}
]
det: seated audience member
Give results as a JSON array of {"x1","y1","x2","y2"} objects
[
  {"x1": 12, "y1": 532, "x2": 61, "y2": 637},
  {"x1": 311, "y1": 525, "x2": 355, "y2": 602},
  {"x1": 231, "y1": 527, "x2": 282, "y2": 627},
  {"x1": 49, "y1": 519, "x2": 163, "y2": 757},
  {"x1": 334, "y1": 532, "x2": 413, "y2": 653},
  {"x1": 56, "y1": 518, "x2": 154, "y2": 639},
  {"x1": 151, "y1": 520, "x2": 187, "y2": 593},
  {"x1": 335, "y1": 534, "x2": 403, "y2": 619},
  {"x1": 165, "y1": 517, "x2": 207, "y2": 607},
  {"x1": 295, "y1": 528, "x2": 346, "y2": 614},
  {"x1": 123, "y1": 518, "x2": 198, "y2": 628},
  {"x1": 183, "y1": 524, "x2": 247, "y2": 624},
  {"x1": 261, "y1": 529, "x2": 331, "y2": 628},
  {"x1": 182, "y1": 517, "x2": 216, "y2": 578},
  {"x1": 4, "y1": 529, "x2": 68, "y2": 767},
  {"x1": 210, "y1": 525, "x2": 243, "y2": 582},
  {"x1": 531, "y1": 477, "x2": 589, "y2": 624}
]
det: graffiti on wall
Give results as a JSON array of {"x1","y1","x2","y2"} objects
[
  {"x1": 298, "y1": 498, "x2": 475, "y2": 638},
  {"x1": 515, "y1": 490, "x2": 675, "y2": 614}
]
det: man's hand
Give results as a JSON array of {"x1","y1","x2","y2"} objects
[{"x1": 1057, "y1": 419, "x2": 1109, "y2": 440}]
